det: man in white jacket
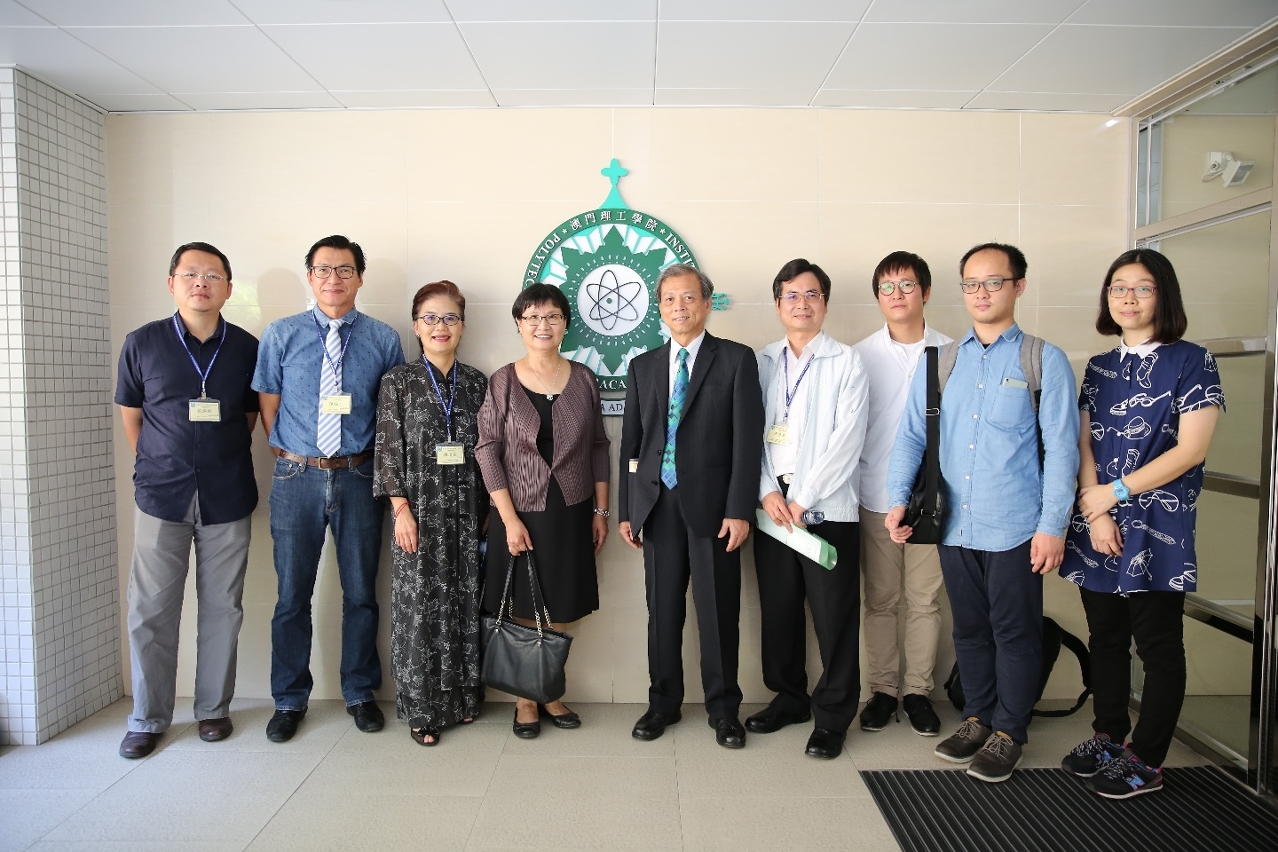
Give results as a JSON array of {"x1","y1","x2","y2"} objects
[
  {"x1": 853, "y1": 251, "x2": 952, "y2": 737},
  {"x1": 747, "y1": 258, "x2": 869, "y2": 760}
]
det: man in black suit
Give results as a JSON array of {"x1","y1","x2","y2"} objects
[{"x1": 619, "y1": 263, "x2": 765, "y2": 748}]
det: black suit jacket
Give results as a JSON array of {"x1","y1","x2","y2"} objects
[{"x1": 619, "y1": 332, "x2": 765, "y2": 538}]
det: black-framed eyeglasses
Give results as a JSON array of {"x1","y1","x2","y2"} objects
[
  {"x1": 1107, "y1": 285, "x2": 1156, "y2": 299},
  {"x1": 960, "y1": 277, "x2": 1018, "y2": 293},
  {"x1": 173, "y1": 272, "x2": 227, "y2": 284},
  {"x1": 415, "y1": 313, "x2": 462, "y2": 327},
  {"x1": 877, "y1": 279, "x2": 917, "y2": 295},
  {"x1": 309, "y1": 265, "x2": 358, "y2": 280},
  {"x1": 780, "y1": 290, "x2": 825, "y2": 304}
]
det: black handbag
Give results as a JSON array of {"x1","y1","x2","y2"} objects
[
  {"x1": 903, "y1": 346, "x2": 945, "y2": 545},
  {"x1": 480, "y1": 552, "x2": 572, "y2": 705}
]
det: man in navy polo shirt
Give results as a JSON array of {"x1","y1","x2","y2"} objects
[
  {"x1": 115, "y1": 242, "x2": 260, "y2": 759},
  {"x1": 253, "y1": 235, "x2": 404, "y2": 743}
]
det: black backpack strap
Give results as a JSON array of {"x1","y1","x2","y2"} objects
[
  {"x1": 922, "y1": 346, "x2": 941, "y2": 525},
  {"x1": 1032, "y1": 624, "x2": 1092, "y2": 718}
]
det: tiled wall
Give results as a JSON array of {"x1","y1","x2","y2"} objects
[{"x1": 0, "y1": 69, "x2": 116, "y2": 745}]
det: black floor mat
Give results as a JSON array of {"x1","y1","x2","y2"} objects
[{"x1": 862, "y1": 766, "x2": 1278, "y2": 852}]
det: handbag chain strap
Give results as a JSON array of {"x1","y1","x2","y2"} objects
[{"x1": 495, "y1": 550, "x2": 555, "y2": 638}]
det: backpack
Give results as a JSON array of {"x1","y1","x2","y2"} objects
[
  {"x1": 937, "y1": 333, "x2": 1045, "y2": 412},
  {"x1": 942, "y1": 616, "x2": 1092, "y2": 718}
]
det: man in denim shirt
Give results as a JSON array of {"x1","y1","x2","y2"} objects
[
  {"x1": 253, "y1": 235, "x2": 405, "y2": 743},
  {"x1": 886, "y1": 243, "x2": 1079, "y2": 783}
]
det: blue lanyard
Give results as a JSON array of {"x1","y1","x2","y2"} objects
[
  {"x1": 312, "y1": 312, "x2": 357, "y2": 386},
  {"x1": 172, "y1": 313, "x2": 226, "y2": 399},
  {"x1": 782, "y1": 349, "x2": 815, "y2": 421},
  {"x1": 425, "y1": 357, "x2": 458, "y2": 441}
]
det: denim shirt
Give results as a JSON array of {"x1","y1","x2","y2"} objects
[
  {"x1": 887, "y1": 323, "x2": 1080, "y2": 551},
  {"x1": 253, "y1": 307, "x2": 405, "y2": 457}
]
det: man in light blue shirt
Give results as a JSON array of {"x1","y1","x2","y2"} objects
[
  {"x1": 886, "y1": 242, "x2": 1079, "y2": 783},
  {"x1": 253, "y1": 235, "x2": 405, "y2": 743}
]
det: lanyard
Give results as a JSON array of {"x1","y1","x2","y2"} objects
[
  {"x1": 781, "y1": 349, "x2": 815, "y2": 422},
  {"x1": 424, "y1": 357, "x2": 458, "y2": 441},
  {"x1": 172, "y1": 313, "x2": 226, "y2": 399},
  {"x1": 312, "y1": 312, "x2": 357, "y2": 386}
]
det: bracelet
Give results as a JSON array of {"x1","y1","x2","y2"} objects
[
  {"x1": 593, "y1": 508, "x2": 610, "y2": 518},
  {"x1": 393, "y1": 503, "x2": 409, "y2": 523}
]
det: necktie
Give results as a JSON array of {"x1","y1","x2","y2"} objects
[
  {"x1": 661, "y1": 347, "x2": 688, "y2": 489},
  {"x1": 317, "y1": 319, "x2": 343, "y2": 457}
]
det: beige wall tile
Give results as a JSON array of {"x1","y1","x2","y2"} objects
[
  {"x1": 1020, "y1": 114, "x2": 1130, "y2": 206},
  {"x1": 1020, "y1": 205, "x2": 1129, "y2": 307}
]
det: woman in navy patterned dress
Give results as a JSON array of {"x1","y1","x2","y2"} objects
[{"x1": 1059, "y1": 249, "x2": 1223, "y2": 799}]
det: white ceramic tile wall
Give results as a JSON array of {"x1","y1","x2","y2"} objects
[{"x1": 0, "y1": 68, "x2": 118, "y2": 745}]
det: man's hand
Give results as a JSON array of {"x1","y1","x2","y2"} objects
[
  {"x1": 885, "y1": 505, "x2": 912, "y2": 544},
  {"x1": 787, "y1": 501, "x2": 808, "y2": 529},
  {"x1": 718, "y1": 518, "x2": 750, "y2": 552},
  {"x1": 1030, "y1": 532, "x2": 1065, "y2": 574},
  {"x1": 619, "y1": 520, "x2": 642, "y2": 550},
  {"x1": 761, "y1": 491, "x2": 791, "y2": 531}
]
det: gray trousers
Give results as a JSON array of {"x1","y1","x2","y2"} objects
[{"x1": 127, "y1": 497, "x2": 251, "y2": 733}]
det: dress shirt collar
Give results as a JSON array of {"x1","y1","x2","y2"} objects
[
  {"x1": 311, "y1": 305, "x2": 360, "y2": 326},
  {"x1": 670, "y1": 329, "x2": 706, "y2": 363},
  {"x1": 1119, "y1": 337, "x2": 1161, "y2": 360},
  {"x1": 960, "y1": 321, "x2": 1022, "y2": 348}
]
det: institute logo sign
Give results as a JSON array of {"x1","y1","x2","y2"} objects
[{"x1": 523, "y1": 160, "x2": 704, "y2": 404}]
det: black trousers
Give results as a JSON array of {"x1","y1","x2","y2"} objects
[
  {"x1": 1080, "y1": 586, "x2": 1186, "y2": 768},
  {"x1": 642, "y1": 485, "x2": 742, "y2": 719},
  {"x1": 752, "y1": 514, "x2": 861, "y2": 733}
]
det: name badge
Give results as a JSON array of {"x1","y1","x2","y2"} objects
[
  {"x1": 320, "y1": 393, "x2": 352, "y2": 415},
  {"x1": 766, "y1": 423, "x2": 790, "y2": 445},
  {"x1": 436, "y1": 442, "x2": 464, "y2": 465},
  {"x1": 188, "y1": 399, "x2": 221, "y2": 422},
  {"x1": 628, "y1": 458, "x2": 639, "y2": 473}
]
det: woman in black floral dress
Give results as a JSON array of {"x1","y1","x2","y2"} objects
[{"x1": 374, "y1": 281, "x2": 487, "y2": 745}]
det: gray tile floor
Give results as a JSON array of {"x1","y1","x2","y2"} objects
[{"x1": 1, "y1": 697, "x2": 1212, "y2": 852}]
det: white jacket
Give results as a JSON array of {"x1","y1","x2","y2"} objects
[{"x1": 756, "y1": 331, "x2": 869, "y2": 523}]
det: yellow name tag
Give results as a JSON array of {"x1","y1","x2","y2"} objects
[
  {"x1": 766, "y1": 423, "x2": 790, "y2": 444},
  {"x1": 436, "y1": 443, "x2": 464, "y2": 465},
  {"x1": 320, "y1": 393, "x2": 352, "y2": 415},
  {"x1": 188, "y1": 399, "x2": 221, "y2": 422}
]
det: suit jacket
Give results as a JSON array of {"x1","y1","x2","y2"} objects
[{"x1": 619, "y1": 332, "x2": 765, "y2": 538}]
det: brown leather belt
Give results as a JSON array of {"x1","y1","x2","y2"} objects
[{"x1": 274, "y1": 448, "x2": 373, "y2": 470}]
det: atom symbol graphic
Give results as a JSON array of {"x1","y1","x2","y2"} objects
[{"x1": 585, "y1": 268, "x2": 644, "y2": 331}]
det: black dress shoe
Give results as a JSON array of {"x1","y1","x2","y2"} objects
[
  {"x1": 347, "y1": 701, "x2": 385, "y2": 733},
  {"x1": 745, "y1": 704, "x2": 812, "y2": 734},
  {"x1": 805, "y1": 727, "x2": 845, "y2": 760},
  {"x1": 538, "y1": 704, "x2": 582, "y2": 729},
  {"x1": 859, "y1": 691, "x2": 898, "y2": 732},
  {"x1": 198, "y1": 716, "x2": 233, "y2": 742},
  {"x1": 266, "y1": 708, "x2": 306, "y2": 743},
  {"x1": 902, "y1": 693, "x2": 941, "y2": 736},
  {"x1": 632, "y1": 709, "x2": 681, "y2": 741},
  {"x1": 512, "y1": 707, "x2": 541, "y2": 739},
  {"x1": 708, "y1": 716, "x2": 746, "y2": 749},
  {"x1": 118, "y1": 731, "x2": 159, "y2": 759}
]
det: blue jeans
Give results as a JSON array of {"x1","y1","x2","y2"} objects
[{"x1": 269, "y1": 456, "x2": 384, "y2": 709}]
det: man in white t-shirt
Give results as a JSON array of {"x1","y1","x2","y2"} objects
[{"x1": 853, "y1": 251, "x2": 952, "y2": 736}]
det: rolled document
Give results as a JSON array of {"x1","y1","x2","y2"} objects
[{"x1": 754, "y1": 508, "x2": 838, "y2": 570}]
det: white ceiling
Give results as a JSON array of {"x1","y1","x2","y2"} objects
[{"x1": 0, "y1": 0, "x2": 1274, "y2": 113}]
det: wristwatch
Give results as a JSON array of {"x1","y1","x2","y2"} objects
[
  {"x1": 1111, "y1": 478, "x2": 1131, "y2": 501},
  {"x1": 593, "y1": 508, "x2": 611, "y2": 517}
]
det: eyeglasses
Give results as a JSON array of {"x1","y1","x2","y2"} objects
[
  {"x1": 520, "y1": 313, "x2": 566, "y2": 327},
  {"x1": 877, "y1": 279, "x2": 917, "y2": 296},
  {"x1": 1108, "y1": 285, "x2": 1156, "y2": 299},
  {"x1": 173, "y1": 272, "x2": 227, "y2": 284},
  {"x1": 309, "y1": 265, "x2": 358, "y2": 280},
  {"x1": 415, "y1": 313, "x2": 461, "y2": 327},
  {"x1": 780, "y1": 290, "x2": 825, "y2": 304},
  {"x1": 960, "y1": 277, "x2": 1018, "y2": 293}
]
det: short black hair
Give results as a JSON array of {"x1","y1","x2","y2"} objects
[
  {"x1": 772, "y1": 258, "x2": 831, "y2": 301},
  {"x1": 871, "y1": 251, "x2": 930, "y2": 299},
  {"x1": 1095, "y1": 249, "x2": 1188, "y2": 343},
  {"x1": 657, "y1": 263, "x2": 713, "y2": 301},
  {"x1": 959, "y1": 242, "x2": 1027, "y2": 282},
  {"x1": 512, "y1": 282, "x2": 572, "y2": 329},
  {"x1": 305, "y1": 234, "x2": 366, "y2": 274},
  {"x1": 170, "y1": 242, "x2": 231, "y2": 281}
]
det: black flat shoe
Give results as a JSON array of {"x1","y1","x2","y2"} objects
[
  {"x1": 859, "y1": 692, "x2": 898, "y2": 732},
  {"x1": 903, "y1": 693, "x2": 941, "y2": 736},
  {"x1": 632, "y1": 709, "x2": 681, "y2": 741},
  {"x1": 266, "y1": 708, "x2": 306, "y2": 743},
  {"x1": 512, "y1": 708, "x2": 541, "y2": 739},
  {"x1": 347, "y1": 700, "x2": 385, "y2": 733},
  {"x1": 538, "y1": 704, "x2": 582, "y2": 729},
  {"x1": 745, "y1": 704, "x2": 811, "y2": 734},
  {"x1": 709, "y1": 716, "x2": 746, "y2": 749},
  {"x1": 806, "y1": 727, "x2": 845, "y2": 760},
  {"x1": 411, "y1": 726, "x2": 441, "y2": 746}
]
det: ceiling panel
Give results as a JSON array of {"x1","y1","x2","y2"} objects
[
  {"x1": 864, "y1": 0, "x2": 1082, "y2": 24},
  {"x1": 812, "y1": 89, "x2": 978, "y2": 108},
  {"x1": 0, "y1": 26, "x2": 164, "y2": 94},
  {"x1": 825, "y1": 23, "x2": 1053, "y2": 91},
  {"x1": 18, "y1": 0, "x2": 249, "y2": 26},
  {"x1": 263, "y1": 23, "x2": 486, "y2": 91},
  {"x1": 174, "y1": 91, "x2": 344, "y2": 111},
  {"x1": 965, "y1": 91, "x2": 1129, "y2": 111},
  {"x1": 447, "y1": 1, "x2": 656, "y2": 22},
  {"x1": 0, "y1": 1, "x2": 52, "y2": 26},
  {"x1": 656, "y1": 87, "x2": 828, "y2": 106},
  {"x1": 67, "y1": 25, "x2": 323, "y2": 93},
  {"x1": 232, "y1": 0, "x2": 452, "y2": 25},
  {"x1": 332, "y1": 89, "x2": 496, "y2": 108},
  {"x1": 493, "y1": 88, "x2": 653, "y2": 107},
  {"x1": 79, "y1": 92, "x2": 192, "y2": 111},
  {"x1": 460, "y1": 21, "x2": 655, "y2": 90},
  {"x1": 1068, "y1": 0, "x2": 1278, "y2": 28},
  {"x1": 660, "y1": 1, "x2": 871, "y2": 21},
  {"x1": 657, "y1": 22, "x2": 854, "y2": 90}
]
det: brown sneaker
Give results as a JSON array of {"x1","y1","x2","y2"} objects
[
  {"x1": 934, "y1": 717, "x2": 992, "y2": 764},
  {"x1": 967, "y1": 732, "x2": 1023, "y2": 783}
]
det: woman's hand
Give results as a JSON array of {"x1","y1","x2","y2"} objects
[
  {"x1": 394, "y1": 508, "x2": 418, "y2": 554},
  {"x1": 505, "y1": 516, "x2": 533, "y2": 555},
  {"x1": 592, "y1": 513, "x2": 608, "y2": 554},
  {"x1": 1078, "y1": 483, "x2": 1120, "y2": 522},
  {"x1": 1088, "y1": 513, "x2": 1124, "y2": 557}
]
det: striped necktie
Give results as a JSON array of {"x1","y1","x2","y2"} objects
[
  {"x1": 317, "y1": 319, "x2": 343, "y2": 457},
  {"x1": 661, "y1": 347, "x2": 688, "y2": 489}
]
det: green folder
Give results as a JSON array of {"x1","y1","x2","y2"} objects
[{"x1": 754, "y1": 508, "x2": 838, "y2": 570}]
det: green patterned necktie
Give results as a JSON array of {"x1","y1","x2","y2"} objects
[{"x1": 661, "y1": 347, "x2": 689, "y2": 488}]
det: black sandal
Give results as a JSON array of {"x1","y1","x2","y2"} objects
[{"x1": 411, "y1": 726, "x2": 441, "y2": 746}]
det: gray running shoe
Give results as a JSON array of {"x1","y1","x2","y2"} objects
[
  {"x1": 967, "y1": 732, "x2": 1022, "y2": 783},
  {"x1": 934, "y1": 717, "x2": 993, "y2": 763}
]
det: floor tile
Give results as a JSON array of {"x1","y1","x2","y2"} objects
[
  {"x1": 465, "y1": 794, "x2": 683, "y2": 851},
  {"x1": 28, "y1": 843, "x2": 246, "y2": 852},
  {"x1": 246, "y1": 790, "x2": 482, "y2": 852},
  {"x1": 677, "y1": 751, "x2": 869, "y2": 799},
  {"x1": 680, "y1": 796, "x2": 897, "y2": 852},
  {"x1": 499, "y1": 703, "x2": 676, "y2": 757},
  {"x1": 484, "y1": 754, "x2": 677, "y2": 801},
  {"x1": 0, "y1": 788, "x2": 99, "y2": 852}
]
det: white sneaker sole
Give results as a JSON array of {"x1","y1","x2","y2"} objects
[{"x1": 934, "y1": 747, "x2": 979, "y2": 764}]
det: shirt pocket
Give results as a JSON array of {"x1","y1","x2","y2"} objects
[{"x1": 987, "y1": 382, "x2": 1033, "y2": 430}]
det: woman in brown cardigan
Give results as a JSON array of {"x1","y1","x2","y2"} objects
[{"x1": 476, "y1": 283, "x2": 610, "y2": 739}]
